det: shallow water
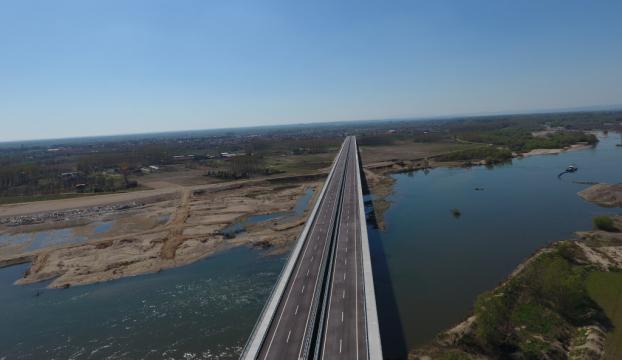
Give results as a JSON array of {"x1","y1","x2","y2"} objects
[
  {"x1": 0, "y1": 228, "x2": 87, "y2": 252},
  {"x1": 223, "y1": 187, "x2": 314, "y2": 236},
  {"x1": 372, "y1": 132, "x2": 622, "y2": 354},
  {"x1": 0, "y1": 187, "x2": 315, "y2": 359},
  {"x1": 1, "y1": 135, "x2": 619, "y2": 359},
  {"x1": 0, "y1": 221, "x2": 116, "y2": 253},
  {"x1": 93, "y1": 221, "x2": 114, "y2": 234},
  {"x1": 0, "y1": 247, "x2": 284, "y2": 359}
]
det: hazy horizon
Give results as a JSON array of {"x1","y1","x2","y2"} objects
[
  {"x1": 2, "y1": 103, "x2": 621, "y2": 145},
  {"x1": 2, "y1": 1, "x2": 621, "y2": 142}
]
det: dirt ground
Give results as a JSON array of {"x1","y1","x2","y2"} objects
[
  {"x1": 359, "y1": 141, "x2": 476, "y2": 167},
  {"x1": 579, "y1": 183, "x2": 622, "y2": 207},
  {"x1": 0, "y1": 176, "x2": 322, "y2": 288}
]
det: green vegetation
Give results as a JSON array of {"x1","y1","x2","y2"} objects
[
  {"x1": 594, "y1": 215, "x2": 618, "y2": 232},
  {"x1": 586, "y1": 271, "x2": 622, "y2": 360},
  {"x1": 266, "y1": 153, "x2": 335, "y2": 175},
  {"x1": 0, "y1": 109, "x2": 616, "y2": 201},
  {"x1": 435, "y1": 146, "x2": 513, "y2": 164},
  {"x1": 458, "y1": 128, "x2": 598, "y2": 153},
  {"x1": 472, "y1": 250, "x2": 593, "y2": 357}
]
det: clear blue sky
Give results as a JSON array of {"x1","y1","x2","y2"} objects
[{"x1": 1, "y1": 0, "x2": 621, "y2": 141}]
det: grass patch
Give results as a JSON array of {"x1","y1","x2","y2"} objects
[
  {"x1": 471, "y1": 250, "x2": 601, "y2": 358},
  {"x1": 265, "y1": 153, "x2": 335, "y2": 174},
  {"x1": 594, "y1": 215, "x2": 618, "y2": 232},
  {"x1": 586, "y1": 271, "x2": 622, "y2": 360}
]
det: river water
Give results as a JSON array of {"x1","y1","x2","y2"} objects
[
  {"x1": 0, "y1": 135, "x2": 620, "y2": 359},
  {"x1": 0, "y1": 189, "x2": 315, "y2": 359},
  {"x1": 372, "y1": 132, "x2": 622, "y2": 357}
]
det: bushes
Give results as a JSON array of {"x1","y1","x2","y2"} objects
[
  {"x1": 594, "y1": 215, "x2": 617, "y2": 232},
  {"x1": 458, "y1": 129, "x2": 597, "y2": 153},
  {"x1": 471, "y1": 251, "x2": 599, "y2": 358},
  {"x1": 435, "y1": 146, "x2": 513, "y2": 164}
]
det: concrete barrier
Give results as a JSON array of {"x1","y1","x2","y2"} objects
[
  {"x1": 240, "y1": 141, "x2": 348, "y2": 360},
  {"x1": 354, "y1": 137, "x2": 383, "y2": 360}
]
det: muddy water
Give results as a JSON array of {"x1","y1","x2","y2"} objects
[{"x1": 371, "y1": 132, "x2": 622, "y2": 357}]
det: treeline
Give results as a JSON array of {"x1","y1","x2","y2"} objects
[
  {"x1": 458, "y1": 129, "x2": 597, "y2": 152},
  {"x1": 435, "y1": 146, "x2": 513, "y2": 164},
  {"x1": 206, "y1": 155, "x2": 281, "y2": 179},
  {"x1": 0, "y1": 164, "x2": 132, "y2": 197}
]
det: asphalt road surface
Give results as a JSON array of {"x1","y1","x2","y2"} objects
[
  {"x1": 319, "y1": 137, "x2": 367, "y2": 359},
  {"x1": 257, "y1": 137, "x2": 354, "y2": 359}
]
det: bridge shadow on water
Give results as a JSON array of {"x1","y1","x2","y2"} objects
[
  {"x1": 365, "y1": 201, "x2": 409, "y2": 360},
  {"x1": 358, "y1": 151, "x2": 408, "y2": 359}
]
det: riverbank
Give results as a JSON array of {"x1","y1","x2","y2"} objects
[
  {"x1": 408, "y1": 185, "x2": 622, "y2": 359},
  {"x1": 520, "y1": 143, "x2": 594, "y2": 157},
  {"x1": 362, "y1": 140, "x2": 601, "y2": 229},
  {"x1": 0, "y1": 177, "x2": 321, "y2": 288},
  {"x1": 579, "y1": 183, "x2": 622, "y2": 207}
]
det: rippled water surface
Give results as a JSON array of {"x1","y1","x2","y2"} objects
[
  {"x1": 0, "y1": 247, "x2": 284, "y2": 359},
  {"x1": 371, "y1": 133, "x2": 622, "y2": 355},
  {"x1": 1, "y1": 134, "x2": 620, "y2": 359}
]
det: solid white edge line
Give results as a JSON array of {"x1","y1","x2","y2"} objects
[
  {"x1": 240, "y1": 139, "x2": 348, "y2": 360},
  {"x1": 354, "y1": 136, "x2": 383, "y2": 360}
]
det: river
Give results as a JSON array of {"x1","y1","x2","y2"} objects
[
  {"x1": 372, "y1": 132, "x2": 622, "y2": 357},
  {"x1": 0, "y1": 134, "x2": 620, "y2": 359}
]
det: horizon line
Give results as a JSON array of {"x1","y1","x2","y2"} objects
[{"x1": 2, "y1": 103, "x2": 621, "y2": 145}]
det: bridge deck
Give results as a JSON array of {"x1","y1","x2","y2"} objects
[{"x1": 241, "y1": 136, "x2": 381, "y2": 360}]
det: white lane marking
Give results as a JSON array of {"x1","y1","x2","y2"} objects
[
  {"x1": 343, "y1": 289, "x2": 346, "y2": 299},
  {"x1": 320, "y1": 150, "x2": 352, "y2": 359},
  {"x1": 297, "y1": 151, "x2": 348, "y2": 359},
  {"x1": 295, "y1": 305, "x2": 299, "y2": 315},
  {"x1": 306, "y1": 269, "x2": 310, "y2": 277},
  {"x1": 262, "y1": 151, "x2": 346, "y2": 359},
  {"x1": 345, "y1": 259, "x2": 347, "y2": 265},
  {"x1": 286, "y1": 330, "x2": 291, "y2": 343},
  {"x1": 344, "y1": 272, "x2": 346, "y2": 280},
  {"x1": 301, "y1": 285, "x2": 305, "y2": 293},
  {"x1": 341, "y1": 311, "x2": 344, "y2": 323},
  {"x1": 355, "y1": 179, "x2": 360, "y2": 360},
  {"x1": 346, "y1": 247, "x2": 348, "y2": 253}
]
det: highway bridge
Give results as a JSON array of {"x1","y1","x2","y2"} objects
[{"x1": 242, "y1": 136, "x2": 382, "y2": 360}]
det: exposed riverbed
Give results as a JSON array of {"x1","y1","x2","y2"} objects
[
  {"x1": 371, "y1": 132, "x2": 622, "y2": 356},
  {"x1": 0, "y1": 186, "x2": 316, "y2": 358},
  {"x1": 0, "y1": 133, "x2": 620, "y2": 358}
]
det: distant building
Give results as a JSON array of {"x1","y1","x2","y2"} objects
[
  {"x1": 61, "y1": 171, "x2": 80, "y2": 178},
  {"x1": 172, "y1": 155, "x2": 195, "y2": 161}
]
